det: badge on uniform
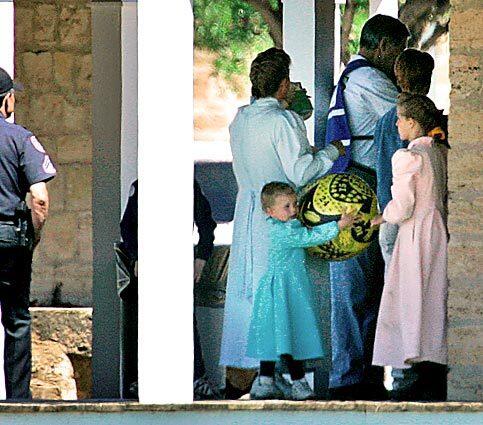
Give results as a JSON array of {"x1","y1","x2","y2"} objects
[
  {"x1": 42, "y1": 155, "x2": 56, "y2": 174},
  {"x1": 30, "y1": 135, "x2": 46, "y2": 153}
]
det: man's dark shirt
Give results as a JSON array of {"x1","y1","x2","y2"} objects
[
  {"x1": 120, "y1": 180, "x2": 138, "y2": 262},
  {"x1": 374, "y1": 107, "x2": 407, "y2": 211},
  {"x1": 119, "y1": 179, "x2": 216, "y2": 262},
  {"x1": 194, "y1": 179, "x2": 216, "y2": 261}
]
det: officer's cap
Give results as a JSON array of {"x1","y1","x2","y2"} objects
[{"x1": 0, "y1": 67, "x2": 23, "y2": 97}]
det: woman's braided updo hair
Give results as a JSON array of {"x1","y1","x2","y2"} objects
[
  {"x1": 397, "y1": 92, "x2": 442, "y2": 135},
  {"x1": 250, "y1": 48, "x2": 291, "y2": 99}
]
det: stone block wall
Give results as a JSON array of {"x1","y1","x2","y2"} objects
[
  {"x1": 14, "y1": 0, "x2": 93, "y2": 306},
  {"x1": 31, "y1": 307, "x2": 92, "y2": 399},
  {"x1": 448, "y1": 0, "x2": 482, "y2": 401}
]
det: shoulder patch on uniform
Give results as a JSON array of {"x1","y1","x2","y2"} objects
[
  {"x1": 30, "y1": 136, "x2": 46, "y2": 153},
  {"x1": 42, "y1": 155, "x2": 56, "y2": 174},
  {"x1": 129, "y1": 184, "x2": 136, "y2": 197}
]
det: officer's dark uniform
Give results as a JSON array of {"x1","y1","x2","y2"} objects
[{"x1": 0, "y1": 81, "x2": 56, "y2": 398}]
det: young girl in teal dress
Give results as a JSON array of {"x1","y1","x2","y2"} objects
[{"x1": 246, "y1": 182, "x2": 355, "y2": 400}]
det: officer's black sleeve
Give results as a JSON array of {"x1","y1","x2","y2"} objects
[
  {"x1": 20, "y1": 133, "x2": 57, "y2": 185},
  {"x1": 120, "y1": 180, "x2": 138, "y2": 261},
  {"x1": 194, "y1": 179, "x2": 216, "y2": 261}
]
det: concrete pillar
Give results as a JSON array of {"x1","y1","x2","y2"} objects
[
  {"x1": 91, "y1": 0, "x2": 122, "y2": 399},
  {"x1": 137, "y1": 1, "x2": 194, "y2": 404},
  {"x1": 369, "y1": 0, "x2": 398, "y2": 18},
  {"x1": 314, "y1": 1, "x2": 336, "y2": 148},
  {"x1": 0, "y1": 0, "x2": 14, "y2": 77},
  {"x1": 121, "y1": 1, "x2": 138, "y2": 207},
  {"x1": 283, "y1": 0, "x2": 315, "y2": 144}
]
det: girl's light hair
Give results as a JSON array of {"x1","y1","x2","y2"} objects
[
  {"x1": 397, "y1": 92, "x2": 442, "y2": 135},
  {"x1": 261, "y1": 182, "x2": 296, "y2": 212}
]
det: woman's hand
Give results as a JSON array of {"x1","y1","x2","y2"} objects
[
  {"x1": 331, "y1": 140, "x2": 346, "y2": 156},
  {"x1": 371, "y1": 214, "x2": 384, "y2": 227}
]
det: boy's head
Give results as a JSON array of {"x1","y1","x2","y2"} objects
[
  {"x1": 396, "y1": 92, "x2": 441, "y2": 141},
  {"x1": 261, "y1": 182, "x2": 298, "y2": 222},
  {"x1": 394, "y1": 49, "x2": 434, "y2": 94}
]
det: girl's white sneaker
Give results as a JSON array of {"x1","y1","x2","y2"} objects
[
  {"x1": 249, "y1": 376, "x2": 284, "y2": 400},
  {"x1": 291, "y1": 377, "x2": 315, "y2": 401},
  {"x1": 274, "y1": 372, "x2": 293, "y2": 399}
]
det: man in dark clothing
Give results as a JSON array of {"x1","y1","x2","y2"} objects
[
  {"x1": 118, "y1": 180, "x2": 138, "y2": 398},
  {"x1": 193, "y1": 179, "x2": 220, "y2": 400},
  {"x1": 120, "y1": 180, "x2": 138, "y2": 271},
  {"x1": 118, "y1": 179, "x2": 220, "y2": 399}
]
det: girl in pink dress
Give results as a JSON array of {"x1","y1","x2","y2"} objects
[{"x1": 371, "y1": 93, "x2": 449, "y2": 401}]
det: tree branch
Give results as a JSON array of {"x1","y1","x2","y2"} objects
[
  {"x1": 340, "y1": 0, "x2": 356, "y2": 64},
  {"x1": 399, "y1": 0, "x2": 450, "y2": 49},
  {"x1": 245, "y1": 0, "x2": 283, "y2": 48}
]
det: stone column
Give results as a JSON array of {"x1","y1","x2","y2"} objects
[
  {"x1": 91, "y1": 0, "x2": 122, "y2": 399},
  {"x1": 447, "y1": 0, "x2": 482, "y2": 402}
]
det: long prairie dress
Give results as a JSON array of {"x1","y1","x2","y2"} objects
[
  {"x1": 372, "y1": 136, "x2": 449, "y2": 368},
  {"x1": 220, "y1": 97, "x2": 339, "y2": 368},
  {"x1": 246, "y1": 218, "x2": 339, "y2": 361}
]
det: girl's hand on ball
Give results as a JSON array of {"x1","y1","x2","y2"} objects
[
  {"x1": 338, "y1": 213, "x2": 356, "y2": 230},
  {"x1": 370, "y1": 215, "x2": 384, "y2": 227}
]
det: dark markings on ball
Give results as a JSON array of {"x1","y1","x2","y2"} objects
[
  {"x1": 329, "y1": 174, "x2": 373, "y2": 213},
  {"x1": 351, "y1": 220, "x2": 378, "y2": 243}
]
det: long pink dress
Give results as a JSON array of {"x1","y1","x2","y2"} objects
[{"x1": 372, "y1": 136, "x2": 448, "y2": 368}]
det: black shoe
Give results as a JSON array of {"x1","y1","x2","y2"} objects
[
  {"x1": 193, "y1": 376, "x2": 222, "y2": 400},
  {"x1": 359, "y1": 383, "x2": 388, "y2": 401},
  {"x1": 391, "y1": 362, "x2": 448, "y2": 401},
  {"x1": 329, "y1": 384, "x2": 362, "y2": 400}
]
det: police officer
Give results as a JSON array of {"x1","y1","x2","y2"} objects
[{"x1": 0, "y1": 67, "x2": 56, "y2": 399}]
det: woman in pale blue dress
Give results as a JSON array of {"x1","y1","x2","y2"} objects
[{"x1": 219, "y1": 48, "x2": 344, "y2": 376}]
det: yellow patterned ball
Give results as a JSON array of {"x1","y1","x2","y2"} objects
[{"x1": 298, "y1": 173, "x2": 378, "y2": 261}]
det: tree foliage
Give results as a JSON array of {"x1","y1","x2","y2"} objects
[
  {"x1": 341, "y1": 1, "x2": 369, "y2": 63},
  {"x1": 193, "y1": 0, "x2": 450, "y2": 78},
  {"x1": 193, "y1": 0, "x2": 274, "y2": 79}
]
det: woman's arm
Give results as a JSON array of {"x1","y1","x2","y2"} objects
[
  {"x1": 275, "y1": 112, "x2": 339, "y2": 187},
  {"x1": 383, "y1": 149, "x2": 422, "y2": 224}
]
